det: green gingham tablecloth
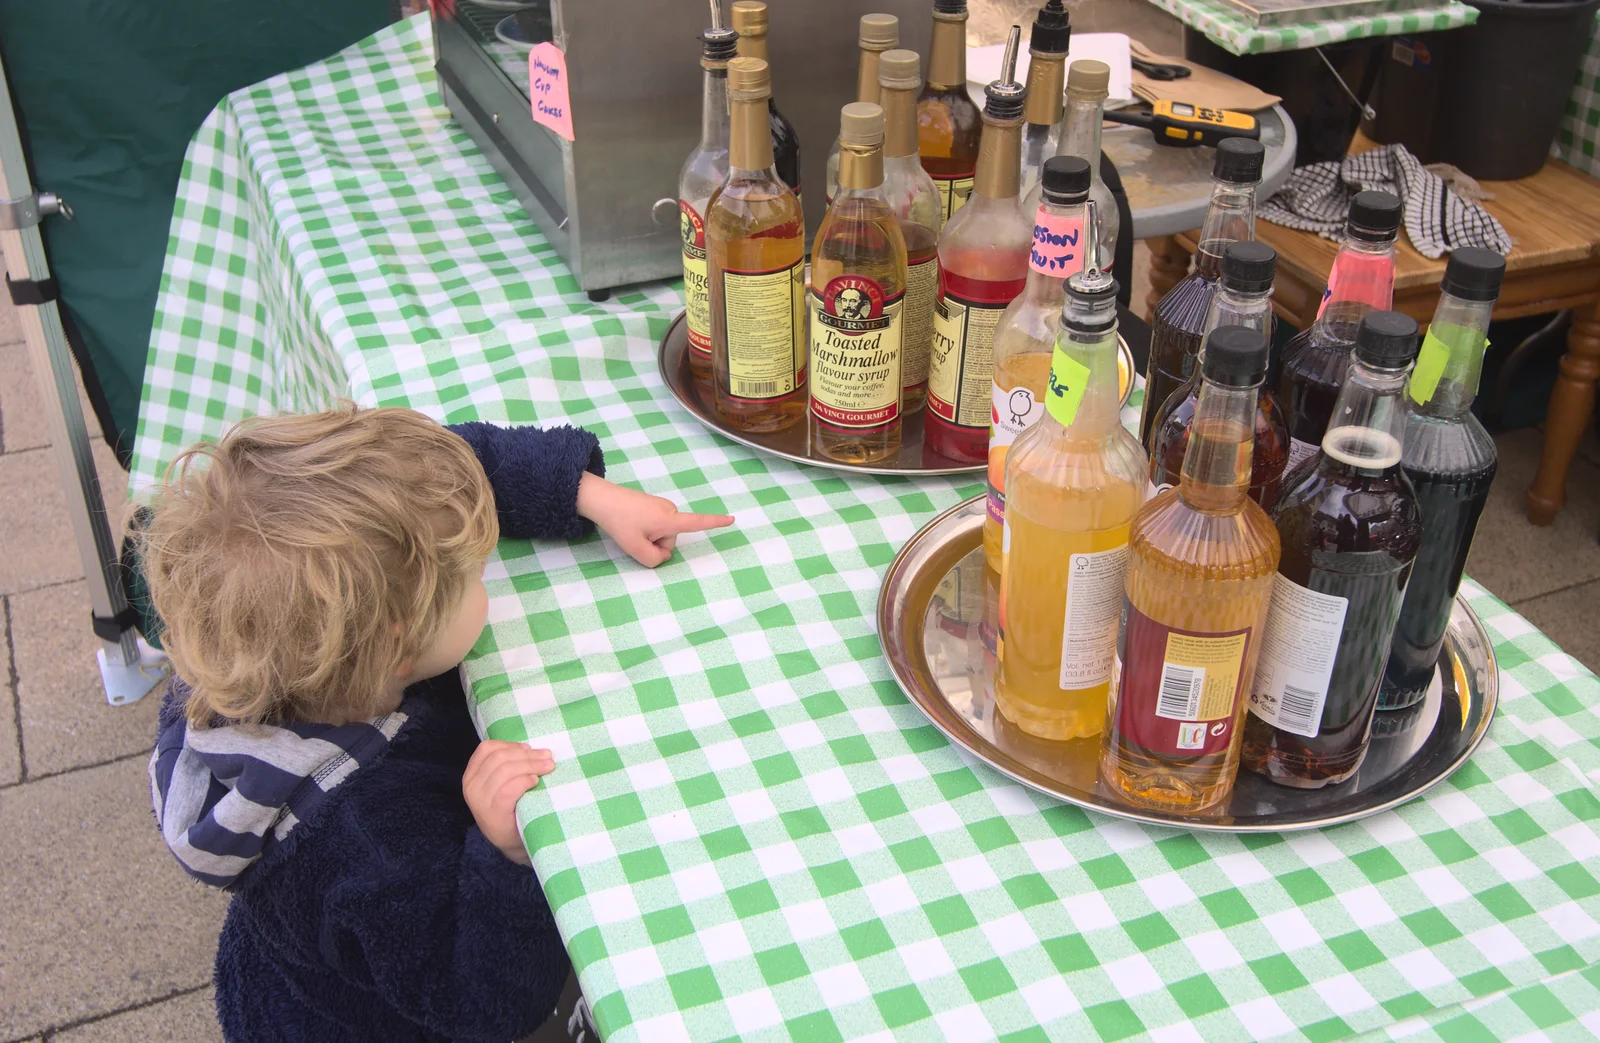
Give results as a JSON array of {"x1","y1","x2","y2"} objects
[
  {"x1": 134, "y1": 15, "x2": 1600, "y2": 1043},
  {"x1": 1139, "y1": 0, "x2": 1476, "y2": 55}
]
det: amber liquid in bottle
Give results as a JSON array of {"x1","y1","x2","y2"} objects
[
  {"x1": 679, "y1": 17, "x2": 738, "y2": 383},
  {"x1": 918, "y1": 1, "x2": 982, "y2": 222},
  {"x1": 708, "y1": 57, "x2": 806, "y2": 433},
  {"x1": 1100, "y1": 330, "x2": 1280, "y2": 814},
  {"x1": 810, "y1": 104, "x2": 909, "y2": 464}
]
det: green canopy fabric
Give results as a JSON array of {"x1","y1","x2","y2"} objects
[{"x1": 0, "y1": 0, "x2": 392, "y2": 463}]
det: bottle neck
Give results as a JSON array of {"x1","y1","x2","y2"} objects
[
  {"x1": 700, "y1": 66, "x2": 730, "y2": 150},
  {"x1": 882, "y1": 85, "x2": 920, "y2": 159},
  {"x1": 1055, "y1": 92, "x2": 1104, "y2": 171},
  {"x1": 973, "y1": 115, "x2": 1023, "y2": 199},
  {"x1": 1180, "y1": 380, "x2": 1258, "y2": 512},
  {"x1": 1193, "y1": 182, "x2": 1257, "y2": 279},
  {"x1": 736, "y1": 32, "x2": 769, "y2": 63},
  {"x1": 1321, "y1": 359, "x2": 1408, "y2": 474},
  {"x1": 856, "y1": 48, "x2": 886, "y2": 103},
  {"x1": 927, "y1": 14, "x2": 966, "y2": 89},
  {"x1": 1408, "y1": 292, "x2": 1494, "y2": 418},
  {"x1": 1023, "y1": 51, "x2": 1066, "y2": 129},
  {"x1": 837, "y1": 142, "x2": 885, "y2": 191},
  {"x1": 1203, "y1": 286, "x2": 1273, "y2": 342},
  {"x1": 1049, "y1": 320, "x2": 1124, "y2": 435},
  {"x1": 729, "y1": 96, "x2": 775, "y2": 173},
  {"x1": 1316, "y1": 236, "x2": 1398, "y2": 340}
]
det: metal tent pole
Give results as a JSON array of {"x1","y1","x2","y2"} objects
[{"x1": 0, "y1": 55, "x2": 167, "y2": 705}]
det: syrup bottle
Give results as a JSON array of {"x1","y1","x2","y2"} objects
[
  {"x1": 983, "y1": 156, "x2": 1092, "y2": 571},
  {"x1": 1139, "y1": 138, "x2": 1265, "y2": 447},
  {"x1": 1099, "y1": 326, "x2": 1280, "y2": 815},
  {"x1": 1146, "y1": 241, "x2": 1290, "y2": 509},
  {"x1": 1381, "y1": 249, "x2": 1505, "y2": 710},
  {"x1": 1017, "y1": 0, "x2": 1071, "y2": 204},
  {"x1": 1279, "y1": 190, "x2": 1401, "y2": 475},
  {"x1": 678, "y1": 4, "x2": 740, "y2": 382},
  {"x1": 995, "y1": 268, "x2": 1146, "y2": 740},
  {"x1": 925, "y1": 25, "x2": 1029, "y2": 465},
  {"x1": 824, "y1": 14, "x2": 899, "y2": 206},
  {"x1": 729, "y1": 2, "x2": 802, "y2": 203},
  {"x1": 918, "y1": 0, "x2": 983, "y2": 221},
  {"x1": 1242, "y1": 312, "x2": 1422, "y2": 788},
  {"x1": 1021, "y1": 61, "x2": 1117, "y2": 287}
]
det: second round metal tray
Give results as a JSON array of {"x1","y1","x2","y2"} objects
[
  {"x1": 659, "y1": 311, "x2": 1134, "y2": 477},
  {"x1": 878, "y1": 495, "x2": 1499, "y2": 833}
]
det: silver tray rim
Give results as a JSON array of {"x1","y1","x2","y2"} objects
[
  {"x1": 877, "y1": 494, "x2": 1501, "y2": 834},
  {"x1": 657, "y1": 310, "x2": 1134, "y2": 478}
]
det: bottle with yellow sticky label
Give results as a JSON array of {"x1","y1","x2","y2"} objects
[{"x1": 995, "y1": 268, "x2": 1146, "y2": 742}]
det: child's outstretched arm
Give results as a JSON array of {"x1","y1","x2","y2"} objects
[
  {"x1": 448, "y1": 421, "x2": 603, "y2": 541},
  {"x1": 577, "y1": 472, "x2": 733, "y2": 568}
]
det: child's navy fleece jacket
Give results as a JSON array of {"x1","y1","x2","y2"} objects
[{"x1": 149, "y1": 421, "x2": 603, "y2": 1043}]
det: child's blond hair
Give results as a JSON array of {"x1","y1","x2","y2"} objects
[{"x1": 142, "y1": 405, "x2": 499, "y2": 727}]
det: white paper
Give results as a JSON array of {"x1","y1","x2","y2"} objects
[{"x1": 966, "y1": 33, "x2": 1135, "y2": 110}]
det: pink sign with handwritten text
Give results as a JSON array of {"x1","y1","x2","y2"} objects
[
  {"x1": 528, "y1": 43, "x2": 575, "y2": 141},
  {"x1": 1029, "y1": 206, "x2": 1085, "y2": 278}
]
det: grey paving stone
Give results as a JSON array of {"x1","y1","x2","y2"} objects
[
  {"x1": 52, "y1": 988, "x2": 219, "y2": 1043},
  {"x1": 1466, "y1": 427, "x2": 1600, "y2": 605},
  {"x1": 11, "y1": 581, "x2": 164, "y2": 777},
  {"x1": 1514, "y1": 579, "x2": 1600, "y2": 676},
  {"x1": 0, "y1": 757, "x2": 229, "y2": 1039},
  {"x1": 0, "y1": 600, "x2": 19, "y2": 788},
  {"x1": 0, "y1": 339, "x2": 102, "y2": 455},
  {"x1": 0, "y1": 440, "x2": 128, "y2": 597}
]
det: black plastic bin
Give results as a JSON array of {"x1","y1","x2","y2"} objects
[{"x1": 1365, "y1": 0, "x2": 1600, "y2": 180}]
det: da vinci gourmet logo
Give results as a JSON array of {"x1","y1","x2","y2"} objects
[
  {"x1": 817, "y1": 274, "x2": 892, "y2": 334},
  {"x1": 679, "y1": 201, "x2": 705, "y2": 260}
]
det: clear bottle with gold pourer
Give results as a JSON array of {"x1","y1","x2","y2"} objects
[
  {"x1": 996, "y1": 267, "x2": 1146, "y2": 741},
  {"x1": 825, "y1": 14, "x2": 899, "y2": 206},
  {"x1": 708, "y1": 56, "x2": 806, "y2": 433},
  {"x1": 810, "y1": 103, "x2": 909, "y2": 464},
  {"x1": 878, "y1": 48, "x2": 942, "y2": 415},
  {"x1": 679, "y1": 1, "x2": 739, "y2": 383},
  {"x1": 918, "y1": 0, "x2": 982, "y2": 222}
]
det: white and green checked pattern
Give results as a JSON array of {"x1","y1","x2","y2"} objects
[
  {"x1": 1555, "y1": 13, "x2": 1600, "y2": 181},
  {"x1": 1140, "y1": 0, "x2": 1476, "y2": 55},
  {"x1": 134, "y1": 15, "x2": 1600, "y2": 1043}
]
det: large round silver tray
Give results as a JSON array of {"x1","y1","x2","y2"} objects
[
  {"x1": 659, "y1": 311, "x2": 1133, "y2": 477},
  {"x1": 878, "y1": 495, "x2": 1499, "y2": 833}
]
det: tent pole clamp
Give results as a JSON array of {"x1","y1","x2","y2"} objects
[{"x1": 0, "y1": 190, "x2": 72, "y2": 229}]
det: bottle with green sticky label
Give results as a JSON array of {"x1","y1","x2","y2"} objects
[
  {"x1": 995, "y1": 267, "x2": 1146, "y2": 742},
  {"x1": 1381, "y1": 247, "x2": 1505, "y2": 711}
]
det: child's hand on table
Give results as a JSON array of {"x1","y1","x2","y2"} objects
[
  {"x1": 463, "y1": 740, "x2": 556, "y2": 865},
  {"x1": 577, "y1": 473, "x2": 734, "y2": 568}
]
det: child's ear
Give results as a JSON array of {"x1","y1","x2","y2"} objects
[{"x1": 394, "y1": 656, "x2": 414, "y2": 679}]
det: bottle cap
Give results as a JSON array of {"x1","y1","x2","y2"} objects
[
  {"x1": 1441, "y1": 247, "x2": 1506, "y2": 303},
  {"x1": 1066, "y1": 60, "x2": 1109, "y2": 97},
  {"x1": 1202, "y1": 325, "x2": 1270, "y2": 387},
  {"x1": 984, "y1": 25, "x2": 1027, "y2": 121},
  {"x1": 1212, "y1": 137, "x2": 1265, "y2": 185},
  {"x1": 839, "y1": 102, "x2": 885, "y2": 147},
  {"x1": 1030, "y1": 0, "x2": 1071, "y2": 55},
  {"x1": 1063, "y1": 268, "x2": 1120, "y2": 332},
  {"x1": 1354, "y1": 310, "x2": 1420, "y2": 368},
  {"x1": 702, "y1": 26, "x2": 739, "y2": 64},
  {"x1": 726, "y1": 57, "x2": 771, "y2": 101},
  {"x1": 730, "y1": 1, "x2": 768, "y2": 36},
  {"x1": 1347, "y1": 190, "x2": 1401, "y2": 243},
  {"x1": 859, "y1": 13, "x2": 899, "y2": 50},
  {"x1": 933, "y1": 0, "x2": 967, "y2": 16},
  {"x1": 1041, "y1": 156, "x2": 1091, "y2": 202},
  {"x1": 1221, "y1": 241, "x2": 1276, "y2": 294},
  {"x1": 878, "y1": 49, "x2": 922, "y2": 91}
]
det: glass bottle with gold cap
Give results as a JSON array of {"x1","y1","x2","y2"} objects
[
  {"x1": 1023, "y1": 60, "x2": 1117, "y2": 281},
  {"x1": 678, "y1": 1, "x2": 739, "y2": 383},
  {"x1": 825, "y1": 14, "x2": 898, "y2": 206},
  {"x1": 811, "y1": 103, "x2": 909, "y2": 464},
  {"x1": 1017, "y1": 0, "x2": 1071, "y2": 203},
  {"x1": 995, "y1": 267, "x2": 1145, "y2": 741},
  {"x1": 918, "y1": 0, "x2": 982, "y2": 222},
  {"x1": 708, "y1": 56, "x2": 806, "y2": 433},
  {"x1": 729, "y1": 1, "x2": 801, "y2": 202},
  {"x1": 878, "y1": 48, "x2": 942, "y2": 416},
  {"x1": 925, "y1": 25, "x2": 1029, "y2": 465}
]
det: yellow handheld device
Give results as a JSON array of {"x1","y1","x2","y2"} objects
[{"x1": 1104, "y1": 101, "x2": 1261, "y2": 148}]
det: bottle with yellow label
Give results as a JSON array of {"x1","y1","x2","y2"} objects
[
  {"x1": 995, "y1": 267, "x2": 1145, "y2": 741},
  {"x1": 878, "y1": 49, "x2": 942, "y2": 415},
  {"x1": 917, "y1": 0, "x2": 982, "y2": 222},
  {"x1": 708, "y1": 57, "x2": 807, "y2": 433},
  {"x1": 925, "y1": 25, "x2": 1030, "y2": 465},
  {"x1": 679, "y1": 7, "x2": 739, "y2": 382},
  {"x1": 1099, "y1": 326, "x2": 1280, "y2": 815},
  {"x1": 811, "y1": 103, "x2": 909, "y2": 464},
  {"x1": 983, "y1": 155, "x2": 1092, "y2": 572}
]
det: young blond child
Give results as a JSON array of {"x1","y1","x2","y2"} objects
[{"x1": 144, "y1": 405, "x2": 730, "y2": 1042}]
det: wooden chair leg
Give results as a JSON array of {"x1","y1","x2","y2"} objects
[
  {"x1": 1145, "y1": 235, "x2": 1190, "y2": 323},
  {"x1": 1526, "y1": 300, "x2": 1600, "y2": 525}
]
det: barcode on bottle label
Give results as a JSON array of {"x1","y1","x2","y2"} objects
[
  {"x1": 1247, "y1": 572, "x2": 1348, "y2": 739},
  {"x1": 1156, "y1": 662, "x2": 1205, "y2": 722},
  {"x1": 735, "y1": 380, "x2": 778, "y2": 397}
]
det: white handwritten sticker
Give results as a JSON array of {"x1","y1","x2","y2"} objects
[
  {"x1": 528, "y1": 43, "x2": 575, "y2": 141},
  {"x1": 1029, "y1": 207, "x2": 1085, "y2": 279}
]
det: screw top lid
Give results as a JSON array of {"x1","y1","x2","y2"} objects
[
  {"x1": 1212, "y1": 137, "x2": 1265, "y2": 185},
  {"x1": 860, "y1": 13, "x2": 899, "y2": 50},
  {"x1": 879, "y1": 49, "x2": 922, "y2": 91},
  {"x1": 1202, "y1": 325, "x2": 1270, "y2": 387},
  {"x1": 1041, "y1": 156, "x2": 1091, "y2": 202},
  {"x1": 1030, "y1": 0, "x2": 1071, "y2": 54},
  {"x1": 1067, "y1": 59, "x2": 1109, "y2": 96},
  {"x1": 1221, "y1": 241, "x2": 1276, "y2": 293},
  {"x1": 730, "y1": 1, "x2": 768, "y2": 35},
  {"x1": 839, "y1": 102, "x2": 885, "y2": 147},
  {"x1": 1441, "y1": 247, "x2": 1506, "y2": 303},
  {"x1": 1354, "y1": 311, "x2": 1420, "y2": 368},
  {"x1": 726, "y1": 56, "x2": 771, "y2": 100},
  {"x1": 1348, "y1": 190, "x2": 1402, "y2": 242}
]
